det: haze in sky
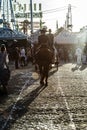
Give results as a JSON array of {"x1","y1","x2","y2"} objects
[{"x1": 17, "y1": 0, "x2": 87, "y2": 32}]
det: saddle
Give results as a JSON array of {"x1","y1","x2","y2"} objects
[{"x1": 35, "y1": 45, "x2": 53, "y2": 64}]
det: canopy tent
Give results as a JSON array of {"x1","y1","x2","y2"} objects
[
  {"x1": 0, "y1": 27, "x2": 29, "y2": 48},
  {"x1": 0, "y1": 27, "x2": 31, "y2": 60},
  {"x1": 54, "y1": 29, "x2": 87, "y2": 59},
  {"x1": 54, "y1": 29, "x2": 87, "y2": 45},
  {"x1": 0, "y1": 27, "x2": 27, "y2": 40}
]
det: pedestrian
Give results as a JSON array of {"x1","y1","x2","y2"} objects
[
  {"x1": 27, "y1": 47, "x2": 32, "y2": 64},
  {"x1": 82, "y1": 52, "x2": 87, "y2": 64},
  {"x1": 47, "y1": 29, "x2": 57, "y2": 60},
  {"x1": 47, "y1": 29, "x2": 54, "y2": 48},
  {"x1": 14, "y1": 47, "x2": 20, "y2": 69},
  {"x1": 0, "y1": 44, "x2": 10, "y2": 94},
  {"x1": 75, "y1": 47, "x2": 82, "y2": 66},
  {"x1": 20, "y1": 47, "x2": 26, "y2": 67}
]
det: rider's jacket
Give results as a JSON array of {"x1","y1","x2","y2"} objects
[{"x1": 38, "y1": 34, "x2": 49, "y2": 45}]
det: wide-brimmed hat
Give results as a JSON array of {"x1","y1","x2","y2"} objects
[
  {"x1": 49, "y1": 29, "x2": 52, "y2": 32},
  {"x1": 40, "y1": 27, "x2": 47, "y2": 33}
]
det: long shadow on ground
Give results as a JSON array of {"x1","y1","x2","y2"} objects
[
  {"x1": 0, "y1": 71, "x2": 39, "y2": 103},
  {"x1": 71, "y1": 64, "x2": 87, "y2": 72},
  {"x1": 0, "y1": 67, "x2": 58, "y2": 130},
  {"x1": 0, "y1": 85, "x2": 46, "y2": 130}
]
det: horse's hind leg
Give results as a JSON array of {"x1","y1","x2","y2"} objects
[
  {"x1": 45, "y1": 77, "x2": 48, "y2": 86},
  {"x1": 38, "y1": 65, "x2": 44, "y2": 85}
]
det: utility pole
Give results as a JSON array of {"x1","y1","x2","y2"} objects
[{"x1": 30, "y1": 0, "x2": 33, "y2": 34}]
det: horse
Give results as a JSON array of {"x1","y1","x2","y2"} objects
[{"x1": 35, "y1": 44, "x2": 53, "y2": 86}]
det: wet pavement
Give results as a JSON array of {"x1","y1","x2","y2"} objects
[{"x1": 0, "y1": 62, "x2": 87, "y2": 130}]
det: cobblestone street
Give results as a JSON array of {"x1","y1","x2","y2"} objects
[{"x1": 0, "y1": 63, "x2": 87, "y2": 130}]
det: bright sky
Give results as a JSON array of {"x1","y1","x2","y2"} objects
[{"x1": 17, "y1": 0, "x2": 87, "y2": 33}]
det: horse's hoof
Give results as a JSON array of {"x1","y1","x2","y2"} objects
[
  {"x1": 45, "y1": 82, "x2": 48, "y2": 87},
  {"x1": 40, "y1": 81, "x2": 44, "y2": 86}
]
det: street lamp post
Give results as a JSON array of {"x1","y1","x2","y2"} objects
[{"x1": 30, "y1": 0, "x2": 33, "y2": 34}]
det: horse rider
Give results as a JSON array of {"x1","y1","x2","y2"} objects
[
  {"x1": 38, "y1": 28, "x2": 49, "y2": 47},
  {"x1": 35, "y1": 28, "x2": 53, "y2": 86}
]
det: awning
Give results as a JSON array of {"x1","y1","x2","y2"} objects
[
  {"x1": 0, "y1": 27, "x2": 27, "y2": 40},
  {"x1": 54, "y1": 29, "x2": 87, "y2": 45}
]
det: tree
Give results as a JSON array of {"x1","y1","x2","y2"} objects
[{"x1": 20, "y1": 20, "x2": 30, "y2": 34}]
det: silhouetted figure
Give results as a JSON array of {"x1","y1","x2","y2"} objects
[
  {"x1": 0, "y1": 44, "x2": 10, "y2": 94},
  {"x1": 14, "y1": 47, "x2": 20, "y2": 69},
  {"x1": 35, "y1": 44, "x2": 53, "y2": 86},
  {"x1": 75, "y1": 47, "x2": 82, "y2": 66},
  {"x1": 47, "y1": 29, "x2": 54, "y2": 48},
  {"x1": 38, "y1": 28, "x2": 49, "y2": 47},
  {"x1": 20, "y1": 47, "x2": 26, "y2": 67}
]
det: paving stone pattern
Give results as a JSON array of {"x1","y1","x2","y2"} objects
[{"x1": 0, "y1": 63, "x2": 87, "y2": 130}]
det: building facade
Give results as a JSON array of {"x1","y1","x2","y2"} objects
[{"x1": 13, "y1": 0, "x2": 43, "y2": 33}]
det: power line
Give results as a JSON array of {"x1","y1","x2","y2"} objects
[
  {"x1": 43, "y1": 6, "x2": 67, "y2": 13},
  {"x1": 42, "y1": 5, "x2": 76, "y2": 14}
]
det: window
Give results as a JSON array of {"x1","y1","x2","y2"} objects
[
  {"x1": 34, "y1": 3, "x2": 36, "y2": 11},
  {"x1": 19, "y1": 4, "x2": 21, "y2": 11},
  {"x1": 28, "y1": 4, "x2": 30, "y2": 11},
  {"x1": 24, "y1": 4, "x2": 26, "y2": 11},
  {"x1": 39, "y1": 3, "x2": 42, "y2": 11},
  {"x1": 13, "y1": 4, "x2": 16, "y2": 11}
]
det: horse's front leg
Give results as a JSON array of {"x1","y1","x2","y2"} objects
[
  {"x1": 38, "y1": 65, "x2": 44, "y2": 85},
  {"x1": 44, "y1": 65, "x2": 49, "y2": 86}
]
